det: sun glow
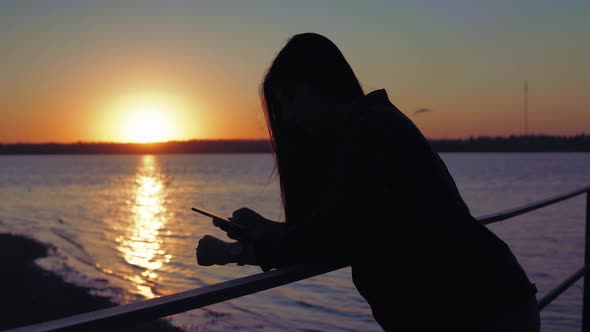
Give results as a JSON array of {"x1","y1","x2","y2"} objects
[
  {"x1": 100, "y1": 92, "x2": 199, "y2": 143},
  {"x1": 122, "y1": 102, "x2": 174, "y2": 143}
]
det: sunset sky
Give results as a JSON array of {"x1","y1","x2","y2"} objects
[{"x1": 1, "y1": 1, "x2": 588, "y2": 143}]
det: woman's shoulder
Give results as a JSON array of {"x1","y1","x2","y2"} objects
[
  {"x1": 351, "y1": 90, "x2": 426, "y2": 144},
  {"x1": 309, "y1": 89, "x2": 430, "y2": 154}
]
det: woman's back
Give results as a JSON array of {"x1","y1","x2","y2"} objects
[{"x1": 306, "y1": 89, "x2": 539, "y2": 331}]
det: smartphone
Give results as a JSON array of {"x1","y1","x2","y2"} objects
[{"x1": 191, "y1": 207, "x2": 245, "y2": 230}]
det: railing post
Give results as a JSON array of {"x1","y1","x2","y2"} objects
[{"x1": 583, "y1": 191, "x2": 590, "y2": 332}]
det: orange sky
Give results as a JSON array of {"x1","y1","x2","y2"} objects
[{"x1": 1, "y1": 2, "x2": 588, "y2": 143}]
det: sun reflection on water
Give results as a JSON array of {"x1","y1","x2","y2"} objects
[{"x1": 116, "y1": 155, "x2": 172, "y2": 298}]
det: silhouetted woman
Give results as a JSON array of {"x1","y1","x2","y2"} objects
[{"x1": 197, "y1": 33, "x2": 540, "y2": 332}]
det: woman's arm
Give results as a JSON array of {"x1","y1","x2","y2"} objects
[
  {"x1": 228, "y1": 199, "x2": 362, "y2": 270},
  {"x1": 198, "y1": 205, "x2": 358, "y2": 270}
]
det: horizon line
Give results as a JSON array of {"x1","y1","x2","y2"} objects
[{"x1": 1, "y1": 133, "x2": 589, "y2": 145}]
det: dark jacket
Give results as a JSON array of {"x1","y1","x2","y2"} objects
[{"x1": 253, "y1": 89, "x2": 537, "y2": 331}]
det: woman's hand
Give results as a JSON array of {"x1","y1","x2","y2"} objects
[
  {"x1": 231, "y1": 207, "x2": 274, "y2": 227},
  {"x1": 196, "y1": 235, "x2": 232, "y2": 266},
  {"x1": 211, "y1": 207, "x2": 276, "y2": 242}
]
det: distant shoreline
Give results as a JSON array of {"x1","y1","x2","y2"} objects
[{"x1": 1, "y1": 135, "x2": 589, "y2": 154}]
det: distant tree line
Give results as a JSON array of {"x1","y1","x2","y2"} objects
[
  {"x1": 429, "y1": 135, "x2": 590, "y2": 152},
  {"x1": 0, "y1": 135, "x2": 589, "y2": 154},
  {"x1": 0, "y1": 140, "x2": 272, "y2": 154}
]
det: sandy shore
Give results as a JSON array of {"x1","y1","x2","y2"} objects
[{"x1": 0, "y1": 233, "x2": 184, "y2": 331}]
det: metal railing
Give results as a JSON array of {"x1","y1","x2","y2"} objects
[{"x1": 6, "y1": 185, "x2": 590, "y2": 332}]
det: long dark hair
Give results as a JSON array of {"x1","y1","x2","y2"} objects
[{"x1": 260, "y1": 33, "x2": 364, "y2": 221}]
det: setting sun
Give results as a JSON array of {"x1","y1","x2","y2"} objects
[
  {"x1": 97, "y1": 91, "x2": 201, "y2": 143},
  {"x1": 122, "y1": 102, "x2": 173, "y2": 143}
]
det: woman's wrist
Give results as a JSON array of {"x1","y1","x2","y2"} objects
[
  {"x1": 226, "y1": 242, "x2": 257, "y2": 266},
  {"x1": 226, "y1": 242, "x2": 244, "y2": 265}
]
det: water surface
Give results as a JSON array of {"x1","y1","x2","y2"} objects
[{"x1": 0, "y1": 153, "x2": 588, "y2": 331}]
